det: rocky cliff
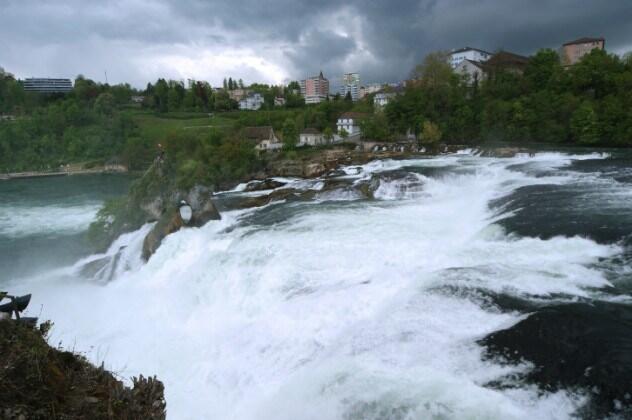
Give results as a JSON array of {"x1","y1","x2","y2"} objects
[{"x1": 0, "y1": 320, "x2": 165, "y2": 419}]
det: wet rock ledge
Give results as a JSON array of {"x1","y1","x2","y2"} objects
[{"x1": 0, "y1": 320, "x2": 165, "y2": 419}]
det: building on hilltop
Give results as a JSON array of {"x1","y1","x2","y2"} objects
[
  {"x1": 374, "y1": 92, "x2": 398, "y2": 109},
  {"x1": 449, "y1": 47, "x2": 492, "y2": 69},
  {"x1": 359, "y1": 83, "x2": 383, "y2": 99},
  {"x1": 336, "y1": 112, "x2": 369, "y2": 138},
  {"x1": 340, "y1": 72, "x2": 360, "y2": 101},
  {"x1": 300, "y1": 72, "x2": 329, "y2": 104},
  {"x1": 484, "y1": 51, "x2": 530, "y2": 76},
  {"x1": 244, "y1": 126, "x2": 283, "y2": 152},
  {"x1": 239, "y1": 93, "x2": 264, "y2": 110},
  {"x1": 561, "y1": 37, "x2": 605, "y2": 66},
  {"x1": 23, "y1": 78, "x2": 73, "y2": 93},
  {"x1": 454, "y1": 59, "x2": 486, "y2": 85},
  {"x1": 298, "y1": 128, "x2": 327, "y2": 147},
  {"x1": 228, "y1": 89, "x2": 251, "y2": 102}
]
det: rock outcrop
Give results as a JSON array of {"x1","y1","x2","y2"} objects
[{"x1": 141, "y1": 185, "x2": 221, "y2": 261}]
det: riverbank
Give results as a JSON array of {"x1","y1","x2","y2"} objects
[
  {"x1": 0, "y1": 319, "x2": 165, "y2": 419},
  {"x1": 1, "y1": 164, "x2": 128, "y2": 181}
]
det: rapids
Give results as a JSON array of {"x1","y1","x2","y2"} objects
[{"x1": 3, "y1": 151, "x2": 632, "y2": 419}]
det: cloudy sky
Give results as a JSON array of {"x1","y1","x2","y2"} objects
[{"x1": 1, "y1": 0, "x2": 631, "y2": 88}]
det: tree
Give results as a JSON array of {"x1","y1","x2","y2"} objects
[
  {"x1": 282, "y1": 118, "x2": 298, "y2": 149},
  {"x1": 339, "y1": 128, "x2": 349, "y2": 140},
  {"x1": 421, "y1": 121, "x2": 442, "y2": 145},
  {"x1": 411, "y1": 51, "x2": 454, "y2": 88},
  {"x1": 94, "y1": 93, "x2": 115, "y2": 117},
  {"x1": 571, "y1": 101, "x2": 600, "y2": 145},
  {"x1": 323, "y1": 127, "x2": 334, "y2": 142}
]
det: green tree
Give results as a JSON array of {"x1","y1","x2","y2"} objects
[
  {"x1": 282, "y1": 118, "x2": 298, "y2": 149},
  {"x1": 421, "y1": 121, "x2": 442, "y2": 145},
  {"x1": 94, "y1": 93, "x2": 115, "y2": 117},
  {"x1": 411, "y1": 51, "x2": 454, "y2": 88},
  {"x1": 571, "y1": 101, "x2": 600, "y2": 145}
]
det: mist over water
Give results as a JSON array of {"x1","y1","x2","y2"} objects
[
  {"x1": 4, "y1": 151, "x2": 632, "y2": 419},
  {"x1": 0, "y1": 174, "x2": 131, "y2": 282}
]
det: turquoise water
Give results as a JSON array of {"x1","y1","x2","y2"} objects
[{"x1": 0, "y1": 174, "x2": 131, "y2": 283}]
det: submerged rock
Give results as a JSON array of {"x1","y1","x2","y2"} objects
[
  {"x1": 244, "y1": 179, "x2": 286, "y2": 192},
  {"x1": 480, "y1": 302, "x2": 632, "y2": 418}
]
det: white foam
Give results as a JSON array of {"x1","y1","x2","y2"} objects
[
  {"x1": 0, "y1": 203, "x2": 102, "y2": 237},
  {"x1": 14, "y1": 151, "x2": 620, "y2": 420}
]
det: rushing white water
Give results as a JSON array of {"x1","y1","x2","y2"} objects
[
  {"x1": 0, "y1": 202, "x2": 101, "y2": 237},
  {"x1": 11, "y1": 151, "x2": 623, "y2": 419}
]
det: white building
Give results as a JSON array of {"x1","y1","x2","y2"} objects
[
  {"x1": 336, "y1": 112, "x2": 367, "y2": 138},
  {"x1": 244, "y1": 127, "x2": 283, "y2": 152},
  {"x1": 298, "y1": 128, "x2": 328, "y2": 146},
  {"x1": 359, "y1": 83, "x2": 383, "y2": 99},
  {"x1": 374, "y1": 92, "x2": 397, "y2": 109},
  {"x1": 455, "y1": 59, "x2": 486, "y2": 85},
  {"x1": 449, "y1": 47, "x2": 492, "y2": 69},
  {"x1": 274, "y1": 97, "x2": 286, "y2": 107},
  {"x1": 239, "y1": 93, "x2": 264, "y2": 110},
  {"x1": 340, "y1": 72, "x2": 360, "y2": 101}
]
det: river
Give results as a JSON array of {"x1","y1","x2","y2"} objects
[{"x1": 1, "y1": 150, "x2": 631, "y2": 419}]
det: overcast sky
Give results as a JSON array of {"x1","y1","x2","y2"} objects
[{"x1": 1, "y1": 0, "x2": 631, "y2": 88}]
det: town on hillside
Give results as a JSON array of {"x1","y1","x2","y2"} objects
[{"x1": 1, "y1": 34, "x2": 625, "y2": 177}]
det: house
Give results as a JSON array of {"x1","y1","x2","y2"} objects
[
  {"x1": 130, "y1": 95, "x2": 145, "y2": 104},
  {"x1": 244, "y1": 126, "x2": 283, "y2": 152},
  {"x1": 449, "y1": 47, "x2": 492, "y2": 69},
  {"x1": 274, "y1": 97, "x2": 286, "y2": 107},
  {"x1": 455, "y1": 59, "x2": 485, "y2": 85},
  {"x1": 561, "y1": 37, "x2": 605, "y2": 66},
  {"x1": 298, "y1": 128, "x2": 328, "y2": 146},
  {"x1": 300, "y1": 71, "x2": 329, "y2": 104},
  {"x1": 374, "y1": 92, "x2": 397, "y2": 109},
  {"x1": 336, "y1": 112, "x2": 368, "y2": 138},
  {"x1": 359, "y1": 83, "x2": 383, "y2": 99},
  {"x1": 484, "y1": 51, "x2": 530, "y2": 75},
  {"x1": 228, "y1": 89, "x2": 251, "y2": 101},
  {"x1": 239, "y1": 93, "x2": 264, "y2": 110}
]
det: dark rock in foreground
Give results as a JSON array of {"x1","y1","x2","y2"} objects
[
  {"x1": 0, "y1": 320, "x2": 165, "y2": 419},
  {"x1": 480, "y1": 302, "x2": 632, "y2": 419}
]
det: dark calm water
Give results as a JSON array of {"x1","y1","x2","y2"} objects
[
  {"x1": 3, "y1": 150, "x2": 632, "y2": 419},
  {"x1": 0, "y1": 174, "x2": 131, "y2": 283}
]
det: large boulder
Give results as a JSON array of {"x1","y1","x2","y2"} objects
[
  {"x1": 141, "y1": 186, "x2": 221, "y2": 261},
  {"x1": 142, "y1": 207, "x2": 183, "y2": 261}
]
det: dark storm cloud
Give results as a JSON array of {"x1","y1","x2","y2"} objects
[{"x1": 1, "y1": 0, "x2": 631, "y2": 87}]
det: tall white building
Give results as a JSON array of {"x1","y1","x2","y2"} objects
[
  {"x1": 449, "y1": 47, "x2": 492, "y2": 69},
  {"x1": 340, "y1": 72, "x2": 360, "y2": 101}
]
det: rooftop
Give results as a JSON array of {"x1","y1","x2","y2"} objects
[
  {"x1": 563, "y1": 37, "x2": 605, "y2": 46},
  {"x1": 301, "y1": 128, "x2": 322, "y2": 135},
  {"x1": 243, "y1": 126, "x2": 275, "y2": 141},
  {"x1": 450, "y1": 47, "x2": 492, "y2": 56},
  {"x1": 338, "y1": 112, "x2": 370, "y2": 120}
]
